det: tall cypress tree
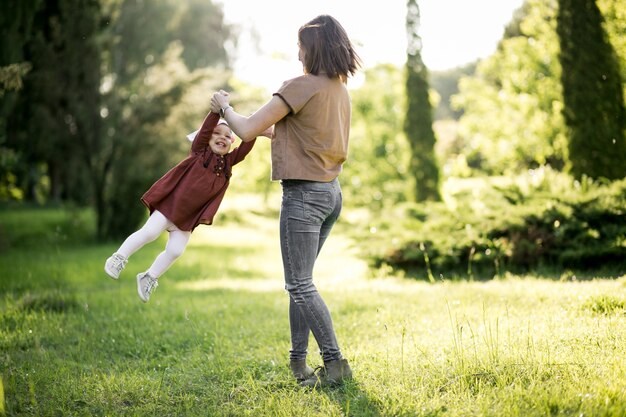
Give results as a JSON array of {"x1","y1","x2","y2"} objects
[
  {"x1": 557, "y1": 0, "x2": 626, "y2": 180},
  {"x1": 405, "y1": 0, "x2": 440, "y2": 201}
]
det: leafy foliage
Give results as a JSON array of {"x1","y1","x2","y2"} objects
[
  {"x1": 452, "y1": 0, "x2": 626, "y2": 178},
  {"x1": 2, "y1": 0, "x2": 99, "y2": 205},
  {"x1": 453, "y1": 0, "x2": 568, "y2": 174},
  {"x1": 0, "y1": 0, "x2": 236, "y2": 240},
  {"x1": 598, "y1": 0, "x2": 626, "y2": 85},
  {"x1": 91, "y1": 0, "x2": 235, "y2": 239},
  {"x1": 344, "y1": 64, "x2": 412, "y2": 207},
  {"x1": 367, "y1": 169, "x2": 626, "y2": 279},
  {"x1": 429, "y1": 62, "x2": 476, "y2": 121}
]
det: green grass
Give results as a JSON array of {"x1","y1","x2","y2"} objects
[{"x1": 1, "y1": 197, "x2": 626, "y2": 416}]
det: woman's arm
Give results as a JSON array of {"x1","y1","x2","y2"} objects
[{"x1": 211, "y1": 92, "x2": 290, "y2": 142}]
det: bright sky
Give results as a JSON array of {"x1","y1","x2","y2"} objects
[{"x1": 220, "y1": 0, "x2": 525, "y2": 91}]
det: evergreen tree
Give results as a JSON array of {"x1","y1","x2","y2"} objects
[
  {"x1": 557, "y1": 0, "x2": 626, "y2": 180},
  {"x1": 597, "y1": 0, "x2": 626, "y2": 79},
  {"x1": 5, "y1": 0, "x2": 100, "y2": 203},
  {"x1": 0, "y1": 0, "x2": 44, "y2": 200},
  {"x1": 404, "y1": 0, "x2": 440, "y2": 201}
]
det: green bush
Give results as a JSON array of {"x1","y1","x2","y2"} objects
[{"x1": 367, "y1": 169, "x2": 626, "y2": 279}]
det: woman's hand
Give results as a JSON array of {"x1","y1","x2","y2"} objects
[{"x1": 260, "y1": 125, "x2": 274, "y2": 139}]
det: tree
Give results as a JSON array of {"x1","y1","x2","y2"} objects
[
  {"x1": 597, "y1": 0, "x2": 626, "y2": 84},
  {"x1": 1, "y1": 0, "x2": 235, "y2": 239},
  {"x1": 404, "y1": 0, "x2": 440, "y2": 201},
  {"x1": 4, "y1": 0, "x2": 101, "y2": 204},
  {"x1": 0, "y1": 0, "x2": 42, "y2": 105},
  {"x1": 94, "y1": 0, "x2": 233, "y2": 239},
  {"x1": 175, "y1": 0, "x2": 233, "y2": 71},
  {"x1": 347, "y1": 64, "x2": 412, "y2": 207},
  {"x1": 429, "y1": 62, "x2": 476, "y2": 121},
  {"x1": 0, "y1": 0, "x2": 44, "y2": 200},
  {"x1": 557, "y1": 0, "x2": 626, "y2": 180},
  {"x1": 453, "y1": 0, "x2": 567, "y2": 174}
]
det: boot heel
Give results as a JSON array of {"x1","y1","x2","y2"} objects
[{"x1": 290, "y1": 360, "x2": 314, "y2": 382}]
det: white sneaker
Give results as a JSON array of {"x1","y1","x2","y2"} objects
[
  {"x1": 104, "y1": 253, "x2": 127, "y2": 279},
  {"x1": 137, "y1": 271, "x2": 159, "y2": 303}
]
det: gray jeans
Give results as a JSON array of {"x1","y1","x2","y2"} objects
[{"x1": 280, "y1": 178, "x2": 343, "y2": 363}]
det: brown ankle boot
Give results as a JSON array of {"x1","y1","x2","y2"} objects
[
  {"x1": 300, "y1": 358, "x2": 352, "y2": 388},
  {"x1": 290, "y1": 360, "x2": 314, "y2": 382}
]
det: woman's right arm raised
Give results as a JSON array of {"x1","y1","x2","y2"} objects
[{"x1": 211, "y1": 92, "x2": 290, "y2": 142}]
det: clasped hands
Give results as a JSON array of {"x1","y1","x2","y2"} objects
[
  {"x1": 210, "y1": 90, "x2": 274, "y2": 139},
  {"x1": 210, "y1": 90, "x2": 230, "y2": 115}
]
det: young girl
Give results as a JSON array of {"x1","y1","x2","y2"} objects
[{"x1": 104, "y1": 110, "x2": 257, "y2": 302}]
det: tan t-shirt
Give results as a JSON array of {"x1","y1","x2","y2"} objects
[{"x1": 271, "y1": 74, "x2": 351, "y2": 182}]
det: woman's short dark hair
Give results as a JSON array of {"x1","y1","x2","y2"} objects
[{"x1": 298, "y1": 15, "x2": 362, "y2": 81}]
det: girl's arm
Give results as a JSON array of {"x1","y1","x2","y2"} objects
[
  {"x1": 191, "y1": 111, "x2": 220, "y2": 153},
  {"x1": 229, "y1": 138, "x2": 257, "y2": 166},
  {"x1": 211, "y1": 93, "x2": 289, "y2": 142}
]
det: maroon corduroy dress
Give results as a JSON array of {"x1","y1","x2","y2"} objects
[{"x1": 141, "y1": 112, "x2": 255, "y2": 231}]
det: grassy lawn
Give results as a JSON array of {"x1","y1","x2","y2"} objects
[{"x1": 1, "y1": 196, "x2": 626, "y2": 416}]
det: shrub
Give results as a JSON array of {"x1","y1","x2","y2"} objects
[{"x1": 366, "y1": 168, "x2": 626, "y2": 279}]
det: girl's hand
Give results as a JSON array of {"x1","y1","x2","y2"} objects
[
  {"x1": 211, "y1": 91, "x2": 230, "y2": 114},
  {"x1": 209, "y1": 95, "x2": 220, "y2": 113}
]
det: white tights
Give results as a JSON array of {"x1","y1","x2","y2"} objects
[{"x1": 116, "y1": 210, "x2": 191, "y2": 278}]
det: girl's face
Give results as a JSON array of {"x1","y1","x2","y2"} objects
[{"x1": 209, "y1": 124, "x2": 233, "y2": 155}]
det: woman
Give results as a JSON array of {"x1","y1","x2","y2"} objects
[{"x1": 210, "y1": 14, "x2": 361, "y2": 388}]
